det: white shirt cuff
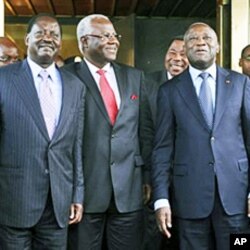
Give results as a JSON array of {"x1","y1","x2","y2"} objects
[{"x1": 154, "y1": 199, "x2": 170, "y2": 211}]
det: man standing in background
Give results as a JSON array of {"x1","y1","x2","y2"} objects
[
  {"x1": 239, "y1": 44, "x2": 250, "y2": 77},
  {"x1": 0, "y1": 37, "x2": 19, "y2": 66},
  {"x1": 143, "y1": 36, "x2": 188, "y2": 250}
]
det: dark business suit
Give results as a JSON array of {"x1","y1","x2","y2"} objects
[
  {"x1": 144, "y1": 70, "x2": 179, "y2": 250},
  {"x1": 66, "y1": 60, "x2": 152, "y2": 249},
  {"x1": 145, "y1": 70, "x2": 168, "y2": 125},
  {"x1": 152, "y1": 66, "x2": 250, "y2": 249},
  {"x1": 0, "y1": 60, "x2": 85, "y2": 248}
]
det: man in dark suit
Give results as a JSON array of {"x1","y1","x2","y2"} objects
[
  {"x1": 0, "y1": 14, "x2": 85, "y2": 249},
  {"x1": 152, "y1": 22, "x2": 250, "y2": 250},
  {"x1": 66, "y1": 14, "x2": 152, "y2": 250},
  {"x1": 143, "y1": 36, "x2": 188, "y2": 250}
]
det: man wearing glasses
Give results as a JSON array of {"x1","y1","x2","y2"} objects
[
  {"x1": 239, "y1": 44, "x2": 250, "y2": 77},
  {"x1": 0, "y1": 37, "x2": 19, "y2": 66},
  {"x1": 66, "y1": 14, "x2": 152, "y2": 250}
]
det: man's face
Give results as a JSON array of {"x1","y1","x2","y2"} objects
[
  {"x1": 184, "y1": 24, "x2": 219, "y2": 70},
  {"x1": 82, "y1": 18, "x2": 120, "y2": 68},
  {"x1": 0, "y1": 45, "x2": 19, "y2": 66},
  {"x1": 25, "y1": 16, "x2": 62, "y2": 67},
  {"x1": 164, "y1": 40, "x2": 188, "y2": 76},
  {"x1": 239, "y1": 47, "x2": 250, "y2": 77}
]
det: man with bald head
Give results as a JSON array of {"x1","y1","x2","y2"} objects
[
  {"x1": 152, "y1": 22, "x2": 250, "y2": 250},
  {"x1": 0, "y1": 37, "x2": 19, "y2": 66}
]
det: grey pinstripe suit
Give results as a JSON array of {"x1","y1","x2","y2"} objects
[{"x1": 0, "y1": 59, "x2": 85, "y2": 228}]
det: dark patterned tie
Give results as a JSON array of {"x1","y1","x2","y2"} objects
[
  {"x1": 97, "y1": 69, "x2": 118, "y2": 125},
  {"x1": 199, "y1": 72, "x2": 213, "y2": 129}
]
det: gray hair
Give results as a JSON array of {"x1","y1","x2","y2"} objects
[{"x1": 76, "y1": 14, "x2": 110, "y2": 54}]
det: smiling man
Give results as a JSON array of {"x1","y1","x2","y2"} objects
[
  {"x1": 66, "y1": 14, "x2": 153, "y2": 250},
  {"x1": 0, "y1": 14, "x2": 85, "y2": 249},
  {"x1": 152, "y1": 22, "x2": 250, "y2": 250}
]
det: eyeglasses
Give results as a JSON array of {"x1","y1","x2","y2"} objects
[
  {"x1": 0, "y1": 55, "x2": 19, "y2": 63},
  {"x1": 82, "y1": 33, "x2": 122, "y2": 42},
  {"x1": 242, "y1": 55, "x2": 250, "y2": 61}
]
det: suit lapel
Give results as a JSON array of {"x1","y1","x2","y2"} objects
[
  {"x1": 12, "y1": 60, "x2": 49, "y2": 139},
  {"x1": 52, "y1": 69, "x2": 74, "y2": 139},
  {"x1": 112, "y1": 62, "x2": 126, "y2": 122},
  {"x1": 75, "y1": 61, "x2": 110, "y2": 124},
  {"x1": 213, "y1": 67, "x2": 232, "y2": 131},
  {"x1": 176, "y1": 69, "x2": 210, "y2": 131}
]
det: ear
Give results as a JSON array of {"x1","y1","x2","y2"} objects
[
  {"x1": 216, "y1": 43, "x2": 220, "y2": 53},
  {"x1": 24, "y1": 34, "x2": 29, "y2": 46},
  {"x1": 239, "y1": 58, "x2": 243, "y2": 67},
  {"x1": 81, "y1": 36, "x2": 89, "y2": 49}
]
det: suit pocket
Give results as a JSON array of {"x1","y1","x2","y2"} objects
[
  {"x1": 238, "y1": 158, "x2": 249, "y2": 172},
  {"x1": 173, "y1": 164, "x2": 188, "y2": 176},
  {"x1": 135, "y1": 155, "x2": 144, "y2": 167}
]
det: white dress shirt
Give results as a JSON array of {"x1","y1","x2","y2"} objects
[{"x1": 84, "y1": 58, "x2": 121, "y2": 108}]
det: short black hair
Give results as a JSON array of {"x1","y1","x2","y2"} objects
[
  {"x1": 167, "y1": 35, "x2": 184, "y2": 50},
  {"x1": 241, "y1": 44, "x2": 250, "y2": 58},
  {"x1": 27, "y1": 13, "x2": 62, "y2": 35}
]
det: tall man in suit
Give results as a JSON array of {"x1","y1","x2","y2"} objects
[
  {"x1": 0, "y1": 37, "x2": 19, "y2": 66},
  {"x1": 152, "y1": 22, "x2": 250, "y2": 250},
  {"x1": 143, "y1": 36, "x2": 188, "y2": 250},
  {"x1": 0, "y1": 14, "x2": 85, "y2": 249},
  {"x1": 66, "y1": 14, "x2": 152, "y2": 250}
]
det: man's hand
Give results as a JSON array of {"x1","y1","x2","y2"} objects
[
  {"x1": 143, "y1": 184, "x2": 151, "y2": 204},
  {"x1": 155, "y1": 206, "x2": 172, "y2": 238},
  {"x1": 69, "y1": 203, "x2": 83, "y2": 225}
]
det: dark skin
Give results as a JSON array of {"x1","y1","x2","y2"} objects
[
  {"x1": 25, "y1": 16, "x2": 62, "y2": 69},
  {"x1": 81, "y1": 17, "x2": 120, "y2": 69},
  {"x1": 80, "y1": 16, "x2": 151, "y2": 204},
  {"x1": 0, "y1": 37, "x2": 19, "y2": 66},
  {"x1": 25, "y1": 16, "x2": 83, "y2": 224}
]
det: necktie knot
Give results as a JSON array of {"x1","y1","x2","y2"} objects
[
  {"x1": 39, "y1": 70, "x2": 49, "y2": 82},
  {"x1": 97, "y1": 69, "x2": 105, "y2": 76},
  {"x1": 199, "y1": 72, "x2": 210, "y2": 80}
]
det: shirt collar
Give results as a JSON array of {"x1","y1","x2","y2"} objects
[
  {"x1": 189, "y1": 63, "x2": 217, "y2": 81},
  {"x1": 27, "y1": 57, "x2": 58, "y2": 82},
  {"x1": 84, "y1": 58, "x2": 112, "y2": 74}
]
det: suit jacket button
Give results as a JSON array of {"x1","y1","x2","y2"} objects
[
  {"x1": 209, "y1": 162, "x2": 214, "y2": 166},
  {"x1": 211, "y1": 136, "x2": 215, "y2": 141},
  {"x1": 45, "y1": 169, "x2": 49, "y2": 174}
]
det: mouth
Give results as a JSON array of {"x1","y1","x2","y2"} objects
[
  {"x1": 39, "y1": 44, "x2": 54, "y2": 52},
  {"x1": 105, "y1": 47, "x2": 117, "y2": 53}
]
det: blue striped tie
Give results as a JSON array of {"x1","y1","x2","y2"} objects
[{"x1": 199, "y1": 72, "x2": 213, "y2": 129}]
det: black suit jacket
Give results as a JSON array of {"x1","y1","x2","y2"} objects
[
  {"x1": 0, "y1": 59, "x2": 85, "y2": 228},
  {"x1": 65, "y1": 61, "x2": 153, "y2": 213},
  {"x1": 145, "y1": 70, "x2": 168, "y2": 125}
]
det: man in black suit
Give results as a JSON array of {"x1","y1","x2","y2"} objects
[
  {"x1": 152, "y1": 22, "x2": 250, "y2": 250},
  {"x1": 0, "y1": 14, "x2": 85, "y2": 249},
  {"x1": 66, "y1": 14, "x2": 153, "y2": 250},
  {"x1": 143, "y1": 36, "x2": 188, "y2": 250}
]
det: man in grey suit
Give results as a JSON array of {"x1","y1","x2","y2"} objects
[
  {"x1": 152, "y1": 22, "x2": 250, "y2": 250},
  {"x1": 66, "y1": 14, "x2": 152, "y2": 249},
  {"x1": 0, "y1": 14, "x2": 85, "y2": 249}
]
